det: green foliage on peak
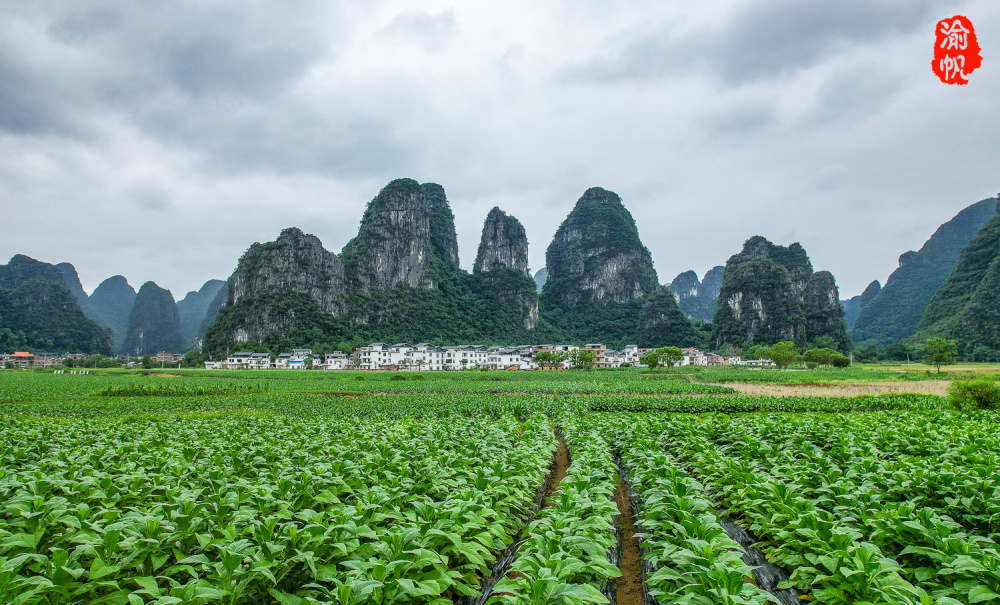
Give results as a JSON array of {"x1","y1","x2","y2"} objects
[
  {"x1": 712, "y1": 236, "x2": 847, "y2": 351},
  {"x1": 914, "y1": 207, "x2": 1000, "y2": 351},
  {"x1": 0, "y1": 255, "x2": 111, "y2": 354},
  {"x1": 539, "y1": 188, "x2": 658, "y2": 343}
]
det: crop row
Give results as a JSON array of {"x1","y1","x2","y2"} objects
[
  {"x1": 493, "y1": 420, "x2": 620, "y2": 605},
  {"x1": 0, "y1": 389, "x2": 944, "y2": 421},
  {"x1": 606, "y1": 416, "x2": 774, "y2": 604}
]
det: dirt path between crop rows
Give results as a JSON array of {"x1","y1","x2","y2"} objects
[
  {"x1": 715, "y1": 380, "x2": 950, "y2": 397},
  {"x1": 543, "y1": 433, "x2": 570, "y2": 502},
  {"x1": 614, "y1": 479, "x2": 644, "y2": 605}
]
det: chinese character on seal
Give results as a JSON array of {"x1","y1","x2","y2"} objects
[{"x1": 933, "y1": 15, "x2": 982, "y2": 85}]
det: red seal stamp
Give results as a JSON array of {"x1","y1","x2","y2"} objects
[{"x1": 933, "y1": 15, "x2": 982, "y2": 85}]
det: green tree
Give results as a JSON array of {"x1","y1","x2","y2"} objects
[
  {"x1": 141, "y1": 355, "x2": 153, "y2": 369},
  {"x1": 768, "y1": 341, "x2": 800, "y2": 370},
  {"x1": 659, "y1": 346, "x2": 684, "y2": 370},
  {"x1": 922, "y1": 338, "x2": 957, "y2": 374},
  {"x1": 534, "y1": 350, "x2": 567, "y2": 369},
  {"x1": 639, "y1": 349, "x2": 661, "y2": 369},
  {"x1": 575, "y1": 349, "x2": 596, "y2": 371},
  {"x1": 182, "y1": 350, "x2": 204, "y2": 368},
  {"x1": 749, "y1": 344, "x2": 772, "y2": 366},
  {"x1": 809, "y1": 335, "x2": 840, "y2": 352},
  {"x1": 803, "y1": 348, "x2": 837, "y2": 366}
]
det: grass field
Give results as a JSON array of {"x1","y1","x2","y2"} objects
[{"x1": 1, "y1": 367, "x2": 997, "y2": 605}]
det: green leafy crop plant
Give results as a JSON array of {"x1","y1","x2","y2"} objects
[{"x1": 0, "y1": 412, "x2": 556, "y2": 604}]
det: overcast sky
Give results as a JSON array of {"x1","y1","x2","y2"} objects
[{"x1": 1, "y1": 0, "x2": 997, "y2": 300}]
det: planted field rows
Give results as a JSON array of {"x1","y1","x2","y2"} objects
[{"x1": 1, "y1": 370, "x2": 999, "y2": 604}]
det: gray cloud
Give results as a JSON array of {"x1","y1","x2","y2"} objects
[
  {"x1": 0, "y1": 0, "x2": 995, "y2": 300},
  {"x1": 379, "y1": 9, "x2": 456, "y2": 51},
  {"x1": 570, "y1": 0, "x2": 940, "y2": 86}
]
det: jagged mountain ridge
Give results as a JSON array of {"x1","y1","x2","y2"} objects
[
  {"x1": 667, "y1": 266, "x2": 724, "y2": 322},
  {"x1": 206, "y1": 180, "x2": 699, "y2": 351},
  {"x1": 206, "y1": 179, "x2": 546, "y2": 353}
]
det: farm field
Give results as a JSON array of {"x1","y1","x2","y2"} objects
[{"x1": 1, "y1": 368, "x2": 998, "y2": 605}]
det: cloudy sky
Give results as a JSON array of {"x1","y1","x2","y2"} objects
[{"x1": 1, "y1": 0, "x2": 997, "y2": 300}]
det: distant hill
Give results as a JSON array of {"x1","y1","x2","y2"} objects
[
  {"x1": 177, "y1": 279, "x2": 225, "y2": 350},
  {"x1": 852, "y1": 197, "x2": 997, "y2": 346},
  {"x1": 533, "y1": 267, "x2": 546, "y2": 293},
  {"x1": 123, "y1": 282, "x2": 181, "y2": 356},
  {"x1": 914, "y1": 208, "x2": 1000, "y2": 352},
  {"x1": 667, "y1": 266, "x2": 724, "y2": 322},
  {"x1": 841, "y1": 280, "x2": 880, "y2": 328},
  {"x1": 86, "y1": 276, "x2": 137, "y2": 354},
  {"x1": 0, "y1": 255, "x2": 111, "y2": 354}
]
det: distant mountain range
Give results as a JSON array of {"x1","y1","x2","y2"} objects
[
  {"x1": 4, "y1": 187, "x2": 998, "y2": 356},
  {"x1": 0, "y1": 254, "x2": 222, "y2": 356}
]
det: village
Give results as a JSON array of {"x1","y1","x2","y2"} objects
[
  {"x1": 206, "y1": 343, "x2": 743, "y2": 371},
  {"x1": 1, "y1": 344, "x2": 754, "y2": 370}
]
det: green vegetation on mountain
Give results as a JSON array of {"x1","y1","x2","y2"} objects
[
  {"x1": 914, "y1": 209, "x2": 1000, "y2": 353},
  {"x1": 802, "y1": 271, "x2": 850, "y2": 351},
  {"x1": 0, "y1": 255, "x2": 111, "y2": 354},
  {"x1": 852, "y1": 197, "x2": 997, "y2": 345},
  {"x1": 841, "y1": 280, "x2": 880, "y2": 328},
  {"x1": 123, "y1": 282, "x2": 181, "y2": 355},
  {"x1": 712, "y1": 237, "x2": 848, "y2": 351},
  {"x1": 539, "y1": 187, "x2": 658, "y2": 347},
  {"x1": 635, "y1": 285, "x2": 699, "y2": 348}
]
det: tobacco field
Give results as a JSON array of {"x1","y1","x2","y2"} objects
[{"x1": 0, "y1": 369, "x2": 997, "y2": 604}]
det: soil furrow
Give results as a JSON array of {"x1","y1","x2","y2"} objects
[{"x1": 613, "y1": 478, "x2": 644, "y2": 605}]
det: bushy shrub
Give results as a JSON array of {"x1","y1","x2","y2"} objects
[
  {"x1": 947, "y1": 378, "x2": 1000, "y2": 410},
  {"x1": 805, "y1": 361, "x2": 819, "y2": 370},
  {"x1": 390, "y1": 374, "x2": 407, "y2": 381},
  {"x1": 830, "y1": 353, "x2": 850, "y2": 368}
]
